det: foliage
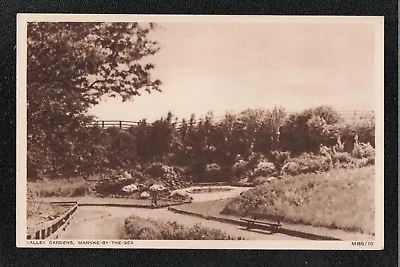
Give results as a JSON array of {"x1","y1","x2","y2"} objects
[
  {"x1": 332, "y1": 152, "x2": 352, "y2": 164},
  {"x1": 95, "y1": 177, "x2": 137, "y2": 196},
  {"x1": 351, "y1": 142, "x2": 375, "y2": 159},
  {"x1": 280, "y1": 106, "x2": 341, "y2": 154},
  {"x1": 124, "y1": 215, "x2": 239, "y2": 240},
  {"x1": 252, "y1": 160, "x2": 276, "y2": 178},
  {"x1": 252, "y1": 176, "x2": 274, "y2": 186},
  {"x1": 281, "y1": 153, "x2": 331, "y2": 176},
  {"x1": 232, "y1": 159, "x2": 248, "y2": 178},
  {"x1": 267, "y1": 150, "x2": 291, "y2": 175},
  {"x1": 27, "y1": 22, "x2": 161, "y2": 180}
]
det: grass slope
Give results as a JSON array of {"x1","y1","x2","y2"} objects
[{"x1": 222, "y1": 166, "x2": 375, "y2": 235}]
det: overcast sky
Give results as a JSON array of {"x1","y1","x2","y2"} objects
[{"x1": 88, "y1": 20, "x2": 376, "y2": 122}]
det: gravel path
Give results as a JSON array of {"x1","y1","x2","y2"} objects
[
  {"x1": 56, "y1": 186, "x2": 300, "y2": 240},
  {"x1": 56, "y1": 206, "x2": 302, "y2": 240}
]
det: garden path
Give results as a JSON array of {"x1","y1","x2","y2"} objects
[{"x1": 56, "y1": 186, "x2": 302, "y2": 240}]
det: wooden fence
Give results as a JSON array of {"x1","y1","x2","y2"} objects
[
  {"x1": 27, "y1": 202, "x2": 78, "y2": 240},
  {"x1": 85, "y1": 120, "x2": 140, "y2": 129}
]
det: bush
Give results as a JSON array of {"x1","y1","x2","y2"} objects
[
  {"x1": 268, "y1": 151, "x2": 290, "y2": 174},
  {"x1": 333, "y1": 152, "x2": 352, "y2": 163},
  {"x1": 145, "y1": 162, "x2": 180, "y2": 180},
  {"x1": 206, "y1": 163, "x2": 221, "y2": 173},
  {"x1": 203, "y1": 163, "x2": 222, "y2": 181},
  {"x1": 169, "y1": 189, "x2": 193, "y2": 202},
  {"x1": 232, "y1": 159, "x2": 247, "y2": 178},
  {"x1": 351, "y1": 142, "x2": 375, "y2": 159},
  {"x1": 281, "y1": 162, "x2": 301, "y2": 176},
  {"x1": 124, "y1": 216, "x2": 239, "y2": 240},
  {"x1": 95, "y1": 177, "x2": 137, "y2": 196},
  {"x1": 252, "y1": 160, "x2": 275, "y2": 178},
  {"x1": 282, "y1": 153, "x2": 331, "y2": 175}
]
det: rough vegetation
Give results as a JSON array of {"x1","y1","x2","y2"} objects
[{"x1": 124, "y1": 215, "x2": 241, "y2": 240}]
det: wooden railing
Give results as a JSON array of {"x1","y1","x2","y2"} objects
[
  {"x1": 27, "y1": 202, "x2": 78, "y2": 240},
  {"x1": 85, "y1": 120, "x2": 140, "y2": 129}
]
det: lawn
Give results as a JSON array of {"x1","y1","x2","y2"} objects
[
  {"x1": 222, "y1": 166, "x2": 375, "y2": 235},
  {"x1": 171, "y1": 198, "x2": 231, "y2": 218}
]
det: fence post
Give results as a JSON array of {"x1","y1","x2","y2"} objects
[
  {"x1": 119, "y1": 121, "x2": 122, "y2": 128},
  {"x1": 102, "y1": 121, "x2": 105, "y2": 128}
]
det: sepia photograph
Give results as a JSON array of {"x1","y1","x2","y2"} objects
[{"x1": 16, "y1": 14, "x2": 384, "y2": 249}]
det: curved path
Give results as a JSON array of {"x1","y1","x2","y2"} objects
[{"x1": 56, "y1": 186, "x2": 302, "y2": 240}]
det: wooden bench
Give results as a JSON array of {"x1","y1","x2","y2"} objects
[{"x1": 240, "y1": 211, "x2": 284, "y2": 231}]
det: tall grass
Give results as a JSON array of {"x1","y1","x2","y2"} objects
[
  {"x1": 28, "y1": 177, "x2": 88, "y2": 197},
  {"x1": 222, "y1": 166, "x2": 375, "y2": 235}
]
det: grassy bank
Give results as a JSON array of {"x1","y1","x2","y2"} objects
[{"x1": 222, "y1": 166, "x2": 375, "y2": 235}]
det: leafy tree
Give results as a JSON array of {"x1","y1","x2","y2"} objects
[
  {"x1": 27, "y1": 22, "x2": 161, "y2": 179},
  {"x1": 253, "y1": 106, "x2": 287, "y2": 153},
  {"x1": 280, "y1": 106, "x2": 340, "y2": 154}
]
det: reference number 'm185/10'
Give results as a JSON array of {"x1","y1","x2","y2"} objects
[{"x1": 351, "y1": 241, "x2": 374, "y2": 247}]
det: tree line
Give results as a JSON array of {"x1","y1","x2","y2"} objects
[
  {"x1": 26, "y1": 22, "x2": 375, "y2": 182},
  {"x1": 28, "y1": 105, "x2": 375, "y2": 181}
]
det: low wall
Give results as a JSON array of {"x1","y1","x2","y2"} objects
[{"x1": 27, "y1": 202, "x2": 78, "y2": 240}]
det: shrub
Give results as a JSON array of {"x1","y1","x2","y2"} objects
[
  {"x1": 145, "y1": 162, "x2": 179, "y2": 180},
  {"x1": 232, "y1": 159, "x2": 247, "y2": 178},
  {"x1": 124, "y1": 216, "x2": 239, "y2": 240},
  {"x1": 333, "y1": 152, "x2": 352, "y2": 163},
  {"x1": 281, "y1": 162, "x2": 301, "y2": 176},
  {"x1": 69, "y1": 185, "x2": 87, "y2": 197},
  {"x1": 351, "y1": 142, "x2": 375, "y2": 159},
  {"x1": 206, "y1": 163, "x2": 221, "y2": 173},
  {"x1": 252, "y1": 160, "x2": 275, "y2": 178},
  {"x1": 95, "y1": 177, "x2": 137, "y2": 196},
  {"x1": 282, "y1": 153, "x2": 331, "y2": 175},
  {"x1": 268, "y1": 150, "x2": 290, "y2": 174},
  {"x1": 253, "y1": 176, "x2": 274, "y2": 186},
  {"x1": 169, "y1": 189, "x2": 192, "y2": 202}
]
